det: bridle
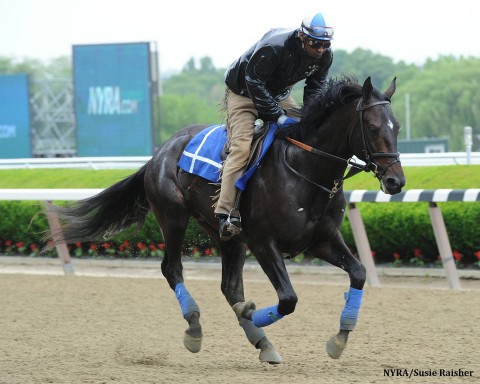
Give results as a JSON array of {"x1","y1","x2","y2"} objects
[
  {"x1": 354, "y1": 98, "x2": 400, "y2": 177},
  {"x1": 284, "y1": 97, "x2": 400, "y2": 196}
]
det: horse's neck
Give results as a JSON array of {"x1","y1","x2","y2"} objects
[{"x1": 304, "y1": 106, "x2": 356, "y2": 160}]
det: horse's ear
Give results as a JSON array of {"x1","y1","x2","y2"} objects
[
  {"x1": 385, "y1": 77, "x2": 397, "y2": 98},
  {"x1": 362, "y1": 76, "x2": 373, "y2": 99}
]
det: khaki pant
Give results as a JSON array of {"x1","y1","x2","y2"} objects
[{"x1": 214, "y1": 90, "x2": 301, "y2": 216}]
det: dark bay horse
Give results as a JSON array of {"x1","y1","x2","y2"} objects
[{"x1": 46, "y1": 76, "x2": 405, "y2": 364}]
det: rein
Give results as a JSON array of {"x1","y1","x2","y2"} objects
[{"x1": 284, "y1": 97, "x2": 400, "y2": 196}]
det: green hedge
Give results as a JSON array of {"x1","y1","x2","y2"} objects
[
  {"x1": 1, "y1": 200, "x2": 479, "y2": 265},
  {"x1": 341, "y1": 202, "x2": 480, "y2": 265}
]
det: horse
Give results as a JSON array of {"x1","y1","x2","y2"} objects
[{"x1": 46, "y1": 75, "x2": 405, "y2": 364}]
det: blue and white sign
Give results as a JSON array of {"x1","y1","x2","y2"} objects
[
  {"x1": 0, "y1": 74, "x2": 31, "y2": 158},
  {"x1": 73, "y1": 42, "x2": 154, "y2": 156}
]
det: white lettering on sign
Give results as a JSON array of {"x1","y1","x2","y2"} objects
[
  {"x1": 0, "y1": 125, "x2": 16, "y2": 139},
  {"x1": 87, "y1": 86, "x2": 138, "y2": 115}
]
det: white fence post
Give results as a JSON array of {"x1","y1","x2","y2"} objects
[
  {"x1": 428, "y1": 202, "x2": 461, "y2": 290},
  {"x1": 347, "y1": 203, "x2": 380, "y2": 287},
  {"x1": 44, "y1": 201, "x2": 75, "y2": 275}
]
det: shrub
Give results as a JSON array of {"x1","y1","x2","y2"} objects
[{"x1": 1, "y1": 200, "x2": 479, "y2": 266}]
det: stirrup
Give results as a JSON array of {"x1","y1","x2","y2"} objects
[{"x1": 218, "y1": 214, "x2": 242, "y2": 240}]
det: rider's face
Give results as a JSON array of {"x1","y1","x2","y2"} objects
[{"x1": 302, "y1": 34, "x2": 331, "y2": 59}]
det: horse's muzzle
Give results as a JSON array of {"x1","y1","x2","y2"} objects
[{"x1": 380, "y1": 171, "x2": 406, "y2": 194}]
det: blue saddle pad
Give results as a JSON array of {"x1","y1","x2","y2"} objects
[{"x1": 177, "y1": 122, "x2": 281, "y2": 191}]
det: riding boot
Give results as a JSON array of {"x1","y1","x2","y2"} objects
[{"x1": 217, "y1": 214, "x2": 242, "y2": 241}]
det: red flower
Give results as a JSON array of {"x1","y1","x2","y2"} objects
[
  {"x1": 149, "y1": 244, "x2": 157, "y2": 251},
  {"x1": 158, "y1": 243, "x2": 165, "y2": 250},
  {"x1": 474, "y1": 250, "x2": 480, "y2": 261},
  {"x1": 414, "y1": 248, "x2": 422, "y2": 258},
  {"x1": 30, "y1": 243, "x2": 38, "y2": 251},
  {"x1": 371, "y1": 250, "x2": 376, "y2": 258},
  {"x1": 123, "y1": 240, "x2": 130, "y2": 248},
  {"x1": 137, "y1": 242, "x2": 147, "y2": 251},
  {"x1": 453, "y1": 250, "x2": 463, "y2": 262},
  {"x1": 205, "y1": 248, "x2": 212, "y2": 256},
  {"x1": 75, "y1": 242, "x2": 82, "y2": 248},
  {"x1": 5, "y1": 240, "x2": 12, "y2": 247},
  {"x1": 90, "y1": 244, "x2": 97, "y2": 250},
  {"x1": 103, "y1": 242, "x2": 111, "y2": 249},
  {"x1": 393, "y1": 252, "x2": 401, "y2": 260},
  {"x1": 16, "y1": 242, "x2": 24, "y2": 248}
]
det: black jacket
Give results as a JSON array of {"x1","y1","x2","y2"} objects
[{"x1": 225, "y1": 28, "x2": 333, "y2": 121}]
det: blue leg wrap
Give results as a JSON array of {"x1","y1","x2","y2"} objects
[
  {"x1": 340, "y1": 287, "x2": 363, "y2": 331},
  {"x1": 175, "y1": 283, "x2": 200, "y2": 318},
  {"x1": 252, "y1": 305, "x2": 284, "y2": 327}
]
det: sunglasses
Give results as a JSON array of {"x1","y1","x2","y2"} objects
[{"x1": 305, "y1": 38, "x2": 331, "y2": 50}]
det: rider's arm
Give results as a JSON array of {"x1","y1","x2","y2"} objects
[
  {"x1": 303, "y1": 48, "x2": 333, "y2": 105},
  {"x1": 244, "y1": 46, "x2": 285, "y2": 122}
]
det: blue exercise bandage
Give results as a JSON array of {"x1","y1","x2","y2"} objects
[
  {"x1": 340, "y1": 287, "x2": 364, "y2": 331},
  {"x1": 251, "y1": 305, "x2": 284, "y2": 327},
  {"x1": 175, "y1": 283, "x2": 200, "y2": 318}
]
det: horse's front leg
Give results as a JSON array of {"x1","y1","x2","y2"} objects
[
  {"x1": 219, "y1": 240, "x2": 282, "y2": 364},
  {"x1": 308, "y1": 231, "x2": 366, "y2": 359},
  {"x1": 233, "y1": 239, "x2": 298, "y2": 328}
]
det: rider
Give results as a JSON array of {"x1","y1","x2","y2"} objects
[{"x1": 215, "y1": 12, "x2": 334, "y2": 240}]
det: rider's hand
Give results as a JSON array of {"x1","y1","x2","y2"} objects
[{"x1": 277, "y1": 115, "x2": 298, "y2": 127}]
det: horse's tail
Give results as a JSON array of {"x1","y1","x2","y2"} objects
[{"x1": 45, "y1": 163, "x2": 150, "y2": 246}]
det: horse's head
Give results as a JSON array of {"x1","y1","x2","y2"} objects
[{"x1": 351, "y1": 77, "x2": 406, "y2": 194}]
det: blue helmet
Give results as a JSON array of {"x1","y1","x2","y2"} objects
[{"x1": 301, "y1": 12, "x2": 334, "y2": 40}]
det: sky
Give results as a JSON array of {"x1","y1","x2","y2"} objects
[{"x1": 1, "y1": 0, "x2": 479, "y2": 74}]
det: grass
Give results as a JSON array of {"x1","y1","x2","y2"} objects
[{"x1": 0, "y1": 165, "x2": 479, "y2": 189}]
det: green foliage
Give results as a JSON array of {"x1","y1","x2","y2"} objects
[
  {"x1": 158, "y1": 94, "x2": 222, "y2": 143},
  {"x1": 329, "y1": 48, "x2": 416, "y2": 90},
  {"x1": 392, "y1": 56, "x2": 480, "y2": 150},
  {"x1": 0, "y1": 202, "x2": 48, "y2": 245},
  {"x1": 163, "y1": 56, "x2": 225, "y2": 104}
]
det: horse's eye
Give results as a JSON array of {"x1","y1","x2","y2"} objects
[{"x1": 369, "y1": 126, "x2": 380, "y2": 137}]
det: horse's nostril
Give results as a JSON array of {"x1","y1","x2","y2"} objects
[{"x1": 385, "y1": 178, "x2": 401, "y2": 193}]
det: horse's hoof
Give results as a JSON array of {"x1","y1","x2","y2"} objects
[
  {"x1": 326, "y1": 335, "x2": 346, "y2": 359},
  {"x1": 232, "y1": 301, "x2": 256, "y2": 319},
  {"x1": 259, "y1": 347, "x2": 282, "y2": 364},
  {"x1": 183, "y1": 331, "x2": 202, "y2": 353}
]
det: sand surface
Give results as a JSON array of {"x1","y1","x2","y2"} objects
[{"x1": 0, "y1": 258, "x2": 479, "y2": 384}]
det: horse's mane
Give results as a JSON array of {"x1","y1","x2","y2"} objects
[{"x1": 280, "y1": 74, "x2": 378, "y2": 140}]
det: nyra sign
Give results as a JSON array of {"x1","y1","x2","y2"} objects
[{"x1": 87, "y1": 86, "x2": 138, "y2": 115}]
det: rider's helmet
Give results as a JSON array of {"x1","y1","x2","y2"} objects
[{"x1": 301, "y1": 12, "x2": 334, "y2": 41}]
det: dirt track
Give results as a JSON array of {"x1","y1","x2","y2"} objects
[{"x1": 0, "y1": 258, "x2": 479, "y2": 384}]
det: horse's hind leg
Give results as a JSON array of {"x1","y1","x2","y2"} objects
[
  {"x1": 151, "y1": 203, "x2": 203, "y2": 353},
  {"x1": 218, "y1": 240, "x2": 282, "y2": 364},
  {"x1": 309, "y1": 235, "x2": 366, "y2": 359}
]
